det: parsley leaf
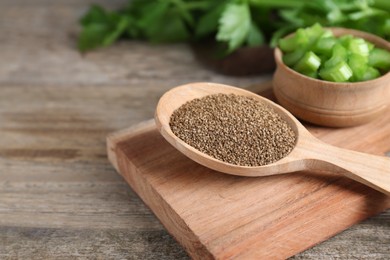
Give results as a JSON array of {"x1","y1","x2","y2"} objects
[
  {"x1": 195, "y1": 1, "x2": 227, "y2": 39},
  {"x1": 216, "y1": 3, "x2": 252, "y2": 53},
  {"x1": 78, "y1": 0, "x2": 390, "y2": 54},
  {"x1": 78, "y1": 5, "x2": 129, "y2": 52},
  {"x1": 137, "y1": 1, "x2": 190, "y2": 43},
  {"x1": 247, "y1": 23, "x2": 265, "y2": 47}
]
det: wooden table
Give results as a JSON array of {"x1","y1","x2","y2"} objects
[{"x1": 0, "y1": 1, "x2": 389, "y2": 259}]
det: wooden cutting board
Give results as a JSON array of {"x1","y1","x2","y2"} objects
[{"x1": 107, "y1": 89, "x2": 390, "y2": 259}]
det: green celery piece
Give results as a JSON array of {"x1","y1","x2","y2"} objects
[
  {"x1": 367, "y1": 41, "x2": 375, "y2": 51},
  {"x1": 294, "y1": 51, "x2": 321, "y2": 73},
  {"x1": 283, "y1": 48, "x2": 306, "y2": 67},
  {"x1": 368, "y1": 48, "x2": 390, "y2": 70},
  {"x1": 348, "y1": 37, "x2": 370, "y2": 57},
  {"x1": 323, "y1": 43, "x2": 348, "y2": 68},
  {"x1": 216, "y1": 3, "x2": 251, "y2": 53},
  {"x1": 348, "y1": 53, "x2": 368, "y2": 81},
  {"x1": 361, "y1": 67, "x2": 381, "y2": 81},
  {"x1": 313, "y1": 37, "x2": 337, "y2": 56},
  {"x1": 302, "y1": 70, "x2": 318, "y2": 79},
  {"x1": 279, "y1": 28, "x2": 309, "y2": 52},
  {"x1": 270, "y1": 24, "x2": 298, "y2": 48},
  {"x1": 332, "y1": 43, "x2": 348, "y2": 58},
  {"x1": 319, "y1": 61, "x2": 353, "y2": 82},
  {"x1": 319, "y1": 29, "x2": 334, "y2": 38},
  {"x1": 304, "y1": 23, "x2": 326, "y2": 44},
  {"x1": 338, "y1": 35, "x2": 354, "y2": 47}
]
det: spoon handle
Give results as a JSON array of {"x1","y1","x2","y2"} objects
[{"x1": 307, "y1": 142, "x2": 390, "y2": 196}]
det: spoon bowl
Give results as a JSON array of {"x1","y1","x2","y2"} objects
[{"x1": 155, "y1": 82, "x2": 390, "y2": 196}]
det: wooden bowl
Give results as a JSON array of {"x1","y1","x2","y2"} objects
[{"x1": 273, "y1": 28, "x2": 390, "y2": 127}]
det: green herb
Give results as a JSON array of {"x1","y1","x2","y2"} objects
[
  {"x1": 216, "y1": 3, "x2": 264, "y2": 53},
  {"x1": 134, "y1": 1, "x2": 192, "y2": 43},
  {"x1": 78, "y1": 0, "x2": 390, "y2": 55},
  {"x1": 78, "y1": 5, "x2": 130, "y2": 52}
]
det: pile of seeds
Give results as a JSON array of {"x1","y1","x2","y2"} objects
[{"x1": 169, "y1": 93, "x2": 296, "y2": 166}]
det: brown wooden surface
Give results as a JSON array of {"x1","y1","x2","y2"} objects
[
  {"x1": 108, "y1": 90, "x2": 390, "y2": 259},
  {"x1": 0, "y1": 0, "x2": 389, "y2": 259}
]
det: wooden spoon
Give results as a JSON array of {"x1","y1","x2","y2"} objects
[{"x1": 155, "y1": 82, "x2": 390, "y2": 196}]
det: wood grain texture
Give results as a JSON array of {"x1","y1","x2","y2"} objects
[
  {"x1": 0, "y1": 0, "x2": 389, "y2": 259},
  {"x1": 108, "y1": 92, "x2": 390, "y2": 259}
]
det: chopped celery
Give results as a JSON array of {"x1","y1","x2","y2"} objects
[
  {"x1": 278, "y1": 24, "x2": 389, "y2": 82},
  {"x1": 319, "y1": 29, "x2": 334, "y2": 39},
  {"x1": 279, "y1": 28, "x2": 308, "y2": 52},
  {"x1": 282, "y1": 48, "x2": 306, "y2": 67},
  {"x1": 323, "y1": 44, "x2": 347, "y2": 68},
  {"x1": 279, "y1": 24, "x2": 329, "y2": 53},
  {"x1": 304, "y1": 23, "x2": 325, "y2": 44},
  {"x1": 319, "y1": 61, "x2": 353, "y2": 82},
  {"x1": 332, "y1": 43, "x2": 348, "y2": 58},
  {"x1": 294, "y1": 51, "x2": 321, "y2": 73},
  {"x1": 348, "y1": 53, "x2": 368, "y2": 81},
  {"x1": 304, "y1": 71, "x2": 318, "y2": 79},
  {"x1": 313, "y1": 37, "x2": 337, "y2": 56},
  {"x1": 368, "y1": 48, "x2": 390, "y2": 71},
  {"x1": 361, "y1": 67, "x2": 381, "y2": 81},
  {"x1": 348, "y1": 38, "x2": 370, "y2": 57},
  {"x1": 367, "y1": 41, "x2": 375, "y2": 51},
  {"x1": 338, "y1": 35, "x2": 353, "y2": 47}
]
